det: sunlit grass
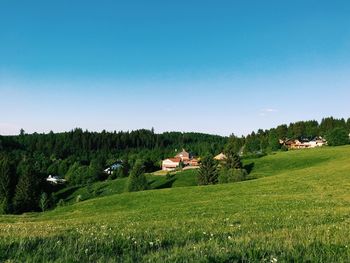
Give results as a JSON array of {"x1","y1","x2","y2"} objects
[{"x1": 1, "y1": 146, "x2": 350, "y2": 262}]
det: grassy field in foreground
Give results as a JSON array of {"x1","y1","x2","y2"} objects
[{"x1": 1, "y1": 146, "x2": 350, "y2": 262}]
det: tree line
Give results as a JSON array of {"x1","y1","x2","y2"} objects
[
  {"x1": 228, "y1": 117, "x2": 350, "y2": 155},
  {"x1": 0, "y1": 129, "x2": 226, "y2": 214}
]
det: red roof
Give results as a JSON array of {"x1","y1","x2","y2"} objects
[{"x1": 165, "y1": 158, "x2": 181, "y2": 163}]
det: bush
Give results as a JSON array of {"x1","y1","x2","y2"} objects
[
  {"x1": 107, "y1": 173, "x2": 116, "y2": 180},
  {"x1": 0, "y1": 198, "x2": 10, "y2": 214},
  {"x1": 75, "y1": 195, "x2": 83, "y2": 203},
  {"x1": 218, "y1": 168, "x2": 248, "y2": 184},
  {"x1": 281, "y1": 145, "x2": 289, "y2": 151},
  {"x1": 39, "y1": 192, "x2": 49, "y2": 212},
  {"x1": 57, "y1": 199, "x2": 65, "y2": 207}
]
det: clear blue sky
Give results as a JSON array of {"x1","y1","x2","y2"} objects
[{"x1": 1, "y1": 0, "x2": 350, "y2": 136}]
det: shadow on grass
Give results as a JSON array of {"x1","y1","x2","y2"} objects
[
  {"x1": 53, "y1": 185, "x2": 82, "y2": 202},
  {"x1": 244, "y1": 162, "x2": 255, "y2": 174},
  {"x1": 153, "y1": 178, "x2": 177, "y2": 189}
]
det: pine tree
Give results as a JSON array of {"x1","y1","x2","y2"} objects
[
  {"x1": 13, "y1": 162, "x2": 39, "y2": 213},
  {"x1": 197, "y1": 155, "x2": 219, "y2": 185},
  {"x1": 224, "y1": 149, "x2": 242, "y2": 170},
  {"x1": 0, "y1": 156, "x2": 14, "y2": 214},
  {"x1": 326, "y1": 127, "x2": 349, "y2": 146},
  {"x1": 127, "y1": 161, "x2": 148, "y2": 192},
  {"x1": 121, "y1": 158, "x2": 130, "y2": 177}
]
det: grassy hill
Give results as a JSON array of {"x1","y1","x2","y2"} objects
[
  {"x1": 53, "y1": 169, "x2": 199, "y2": 205},
  {"x1": 1, "y1": 146, "x2": 350, "y2": 262}
]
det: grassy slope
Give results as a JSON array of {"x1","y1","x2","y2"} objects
[
  {"x1": 54, "y1": 169, "x2": 199, "y2": 205},
  {"x1": 1, "y1": 146, "x2": 350, "y2": 262}
]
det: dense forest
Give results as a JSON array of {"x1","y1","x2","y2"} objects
[
  {"x1": 0, "y1": 129, "x2": 227, "y2": 214},
  {"x1": 0, "y1": 116, "x2": 349, "y2": 214}
]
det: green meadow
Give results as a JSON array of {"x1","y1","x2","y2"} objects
[
  {"x1": 53, "y1": 169, "x2": 198, "y2": 205},
  {"x1": 1, "y1": 146, "x2": 350, "y2": 262}
]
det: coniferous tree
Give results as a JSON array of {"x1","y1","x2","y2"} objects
[
  {"x1": 197, "y1": 155, "x2": 219, "y2": 185},
  {"x1": 268, "y1": 130, "x2": 281, "y2": 151},
  {"x1": 224, "y1": 149, "x2": 242, "y2": 170},
  {"x1": 121, "y1": 158, "x2": 131, "y2": 177},
  {"x1": 127, "y1": 161, "x2": 148, "y2": 192},
  {"x1": 0, "y1": 156, "x2": 14, "y2": 214},
  {"x1": 326, "y1": 127, "x2": 349, "y2": 146},
  {"x1": 13, "y1": 161, "x2": 39, "y2": 213},
  {"x1": 219, "y1": 145, "x2": 247, "y2": 184}
]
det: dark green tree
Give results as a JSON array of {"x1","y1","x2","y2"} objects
[
  {"x1": 268, "y1": 130, "x2": 281, "y2": 151},
  {"x1": 13, "y1": 161, "x2": 39, "y2": 213},
  {"x1": 244, "y1": 133, "x2": 261, "y2": 154},
  {"x1": 320, "y1": 117, "x2": 347, "y2": 136},
  {"x1": 225, "y1": 135, "x2": 245, "y2": 155},
  {"x1": 197, "y1": 155, "x2": 219, "y2": 185},
  {"x1": 276, "y1": 124, "x2": 288, "y2": 139},
  {"x1": 219, "y1": 145, "x2": 247, "y2": 184},
  {"x1": 224, "y1": 149, "x2": 242, "y2": 170},
  {"x1": 127, "y1": 161, "x2": 148, "y2": 192},
  {"x1": 326, "y1": 127, "x2": 349, "y2": 146},
  {"x1": 0, "y1": 156, "x2": 15, "y2": 214}
]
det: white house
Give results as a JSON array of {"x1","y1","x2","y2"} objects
[
  {"x1": 308, "y1": 137, "x2": 327, "y2": 148},
  {"x1": 46, "y1": 175, "x2": 66, "y2": 184},
  {"x1": 162, "y1": 158, "x2": 181, "y2": 171}
]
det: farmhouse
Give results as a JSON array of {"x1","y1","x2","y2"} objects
[
  {"x1": 162, "y1": 158, "x2": 181, "y2": 171},
  {"x1": 162, "y1": 149, "x2": 199, "y2": 171},
  {"x1": 175, "y1": 149, "x2": 190, "y2": 161}
]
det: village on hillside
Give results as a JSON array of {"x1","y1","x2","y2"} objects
[
  {"x1": 161, "y1": 149, "x2": 229, "y2": 171},
  {"x1": 44, "y1": 135, "x2": 335, "y2": 185},
  {"x1": 160, "y1": 137, "x2": 329, "y2": 172},
  {"x1": 279, "y1": 137, "x2": 327, "y2": 149},
  {"x1": 45, "y1": 136, "x2": 330, "y2": 183}
]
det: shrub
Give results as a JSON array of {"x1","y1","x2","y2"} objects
[
  {"x1": 39, "y1": 192, "x2": 49, "y2": 212},
  {"x1": 108, "y1": 172, "x2": 117, "y2": 180},
  {"x1": 57, "y1": 199, "x2": 65, "y2": 207},
  {"x1": 218, "y1": 168, "x2": 248, "y2": 184},
  {"x1": 75, "y1": 195, "x2": 83, "y2": 203},
  {"x1": 0, "y1": 198, "x2": 10, "y2": 215},
  {"x1": 281, "y1": 145, "x2": 289, "y2": 151}
]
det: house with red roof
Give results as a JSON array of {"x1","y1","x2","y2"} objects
[
  {"x1": 162, "y1": 157, "x2": 182, "y2": 171},
  {"x1": 161, "y1": 149, "x2": 200, "y2": 171}
]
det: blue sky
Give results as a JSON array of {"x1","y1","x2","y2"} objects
[{"x1": 1, "y1": 1, "x2": 350, "y2": 136}]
